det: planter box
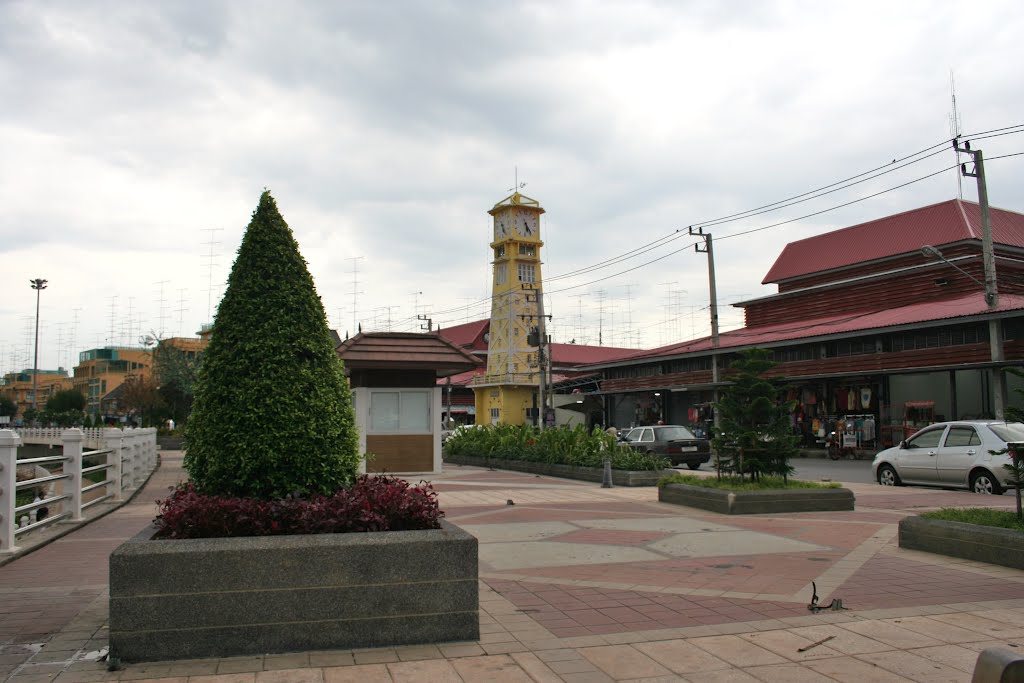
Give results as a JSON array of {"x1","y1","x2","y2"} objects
[
  {"x1": 444, "y1": 453, "x2": 673, "y2": 486},
  {"x1": 658, "y1": 482, "x2": 855, "y2": 514},
  {"x1": 157, "y1": 436, "x2": 183, "y2": 450},
  {"x1": 899, "y1": 516, "x2": 1024, "y2": 569},
  {"x1": 109, "y1": 520, "x2": 478, "y2": 662}
]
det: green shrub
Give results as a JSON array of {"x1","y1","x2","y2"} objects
[
  {"x1": 184, "y1": 191, "x2": 359, "y2": 499},
  {"x1": 445, "y1": 423, "x2": 669, "y2": 471},
  {"x1": 920, "y1": 507, "x2": 1024, "y2": 532}
]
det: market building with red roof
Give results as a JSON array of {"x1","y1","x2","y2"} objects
[{"x1": 580, "y1": 198, "x2": 1024, "y2": 447}]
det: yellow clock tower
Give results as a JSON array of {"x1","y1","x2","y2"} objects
[{"x1": 473, "y1": 192, "x2": 546, "y2": 425}]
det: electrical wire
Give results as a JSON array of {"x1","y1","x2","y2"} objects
[{"x1": 384, "y1": 128, "x2": 1023, "y2": 329}]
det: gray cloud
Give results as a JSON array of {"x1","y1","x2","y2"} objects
[{"x1": 2, "y1": 0, "x2": 1023, "y2": 372}]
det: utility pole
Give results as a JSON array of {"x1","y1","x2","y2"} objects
[
  {"x1": 417, "y1": 314, "x2": 433, "y2": 332},
  {"x1": 523, "y1": 285, "x2": 551, "y2": 431},
  {"x1": 690, "y1": 228, "x2": 721, "y2": 429},
  {"x1": 537, "y1": 290, "x2": 550, "y2": 431},
  {"x1": 955, "y1": 138, "x2": 1006, "y2": 417}
]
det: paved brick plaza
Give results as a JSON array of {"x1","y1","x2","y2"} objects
[{"x1": 3, "y1": 452, "x2": 1024, "y2": 682}]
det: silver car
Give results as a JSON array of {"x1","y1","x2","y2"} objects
[{"x1": 872, "y1": 421, "x2": 1024, "y2": 494}]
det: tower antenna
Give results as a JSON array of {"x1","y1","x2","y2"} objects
[
  {"x1": 949, "y1": 69, "x2": 964, "y2": 200},
  {"x1": 201, "y1": 228, "x2": 223, "y2": 324},
  {"x1": 175, "y1": 289, "x2": 188, "y2": 336},
  {"x1": 508, "y1": 166, "x2": 527, "y2": 194},
  {"x1": 346, "y1": 256, "x2": 365, "y2": 334},
  {"x1": 154, "y1": 280, "x2": 170, "y2": 339}
]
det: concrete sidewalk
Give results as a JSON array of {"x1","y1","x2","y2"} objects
[{"x1": 3, "y1": 455, "x2": 1024, "y2": 682}]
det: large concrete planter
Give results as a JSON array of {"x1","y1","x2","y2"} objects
[
  {"x1": 658, "y1": 482, "x2": 855, "y2": 514},
  {"x1": 157, "y1": 436, "x2": 183, "y2": 450},
  {"x1": 444, "y1": 453, "x2": 673, "y2": 486},
  {"x1": 109, "y1": 520, "x2": 478, "y2": 662},
  {"x1": 899, "y1": 516, "x2": 1024, "y2": 569}
]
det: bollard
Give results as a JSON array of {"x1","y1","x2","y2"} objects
[
  {"x1": 602, "y1": 455, "x2": 613, "y2": 488},
  {"x1": 972, "y1": 646, "x2": 1024, "y2": 682},
  {"x1": 0, "y1": 429, "x2": 23, "y2": 553}
]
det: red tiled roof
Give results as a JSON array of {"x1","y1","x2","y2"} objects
[
  {"x1": 549, "y1": 342, "x2": 638, "y2": 365},
  {"x1": 590, "y1": 292, "x2": 1024, "y2": 365},
  {"x1": 436, "y1": 318, "x2": 639, "y2": 365},
  {"x1": 336, "y1": 332, "x2": 481, "y2": 377},
  {"x1": 439, "y1": 367, "x2": 486, "y2": 386},
  {"x1": 437, "y1": 320, "x2": 489, "y2": 348},
  {"x1": 763, "y1": 200, "x2": 1024, "y2": 284}
]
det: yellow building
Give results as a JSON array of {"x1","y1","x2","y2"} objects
[
  {"x1": 0, "y1": 369, "x2": 73, "y2": 418},
  {"x1": 73, "y1": 347, "x2": 152, "y2": 416},
  {"x1": 472, "y1": 192, "x2": 546, "y2": 425},
  {"x1": 154, "y1": 336, "x2": 208, "y2": 368}
]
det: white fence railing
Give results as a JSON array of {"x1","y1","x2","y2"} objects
[{"x1": 0, "y1": 427, "x2": 158, "y2": 554}]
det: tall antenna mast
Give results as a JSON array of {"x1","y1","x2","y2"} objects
[
  {"x1": 175, "y1": 289, "x2": 188, "y2": 336},
  {"x1": 154, "y1": 280, "x2": 170, "y2": 339},
  {"x1": 570, "y1": 294, "x2": 587, "y2": 344},
  {"x1": 107, "y1": 296, "x2": 118, "y2": 346},
  {"x1": 125, "y1": 296, "x2": 135, "y2": 346},
  {"x1": 657, "y1": 281, "x2": 677, "y2": 346},
  {"x1": 55, "y1": 323, "x2": 65, "y2": 370},
  {"x1": 949, "y1": 69, "x2": 964, "y2": 200},
  {"x1": 623, "y1": 282, "x2": 637, "y2": 348},
  {"x1": 70, "y1": 308, "x2": 81, "y2": 367},
  {"x1": 346, "y1": 256, "x2": 365, "y2": 334},
  {"x1": 594, "y1": 289, "x2": 607, "y2": 346},
  {"x1": 201, "y1": 228, "x2": 223, "y2": 324}
]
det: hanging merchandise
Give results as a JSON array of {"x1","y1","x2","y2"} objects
[
  {"x1": 847, "y1": 388, "x2": 856, "y2": 411},
  {"x1": 860, "y1": 387, "x2": 872, "y2": 409},
  {"x1": 862, "y1": 416, "x2": 876, "y2": 442}
]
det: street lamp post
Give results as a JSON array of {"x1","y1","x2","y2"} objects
[{"x1": 30, "y1": 278, "x2": 48, "y2": 417}]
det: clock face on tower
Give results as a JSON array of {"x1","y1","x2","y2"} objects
[
  {"x1": 494, "y1": 215, "x2": 510, "y2": 240},
  {"x1": 516, "y1": 209, "x2": 538, "y2": 237}
]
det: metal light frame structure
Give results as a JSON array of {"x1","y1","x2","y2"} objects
[{"x1": 29, "y1": 278, "x2": 48, "y2": 417}]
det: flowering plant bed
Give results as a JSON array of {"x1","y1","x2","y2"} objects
[{"x1": 154, "y1": 475, "x2": 442, "y2": 539}]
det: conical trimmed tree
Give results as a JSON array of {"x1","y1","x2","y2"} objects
[
  {"x1": 711, "y1": 348, "x2": 799, "y2": 481},
  {"x1": 184, "y1": 191, "x2": 360, "y2": 499}
]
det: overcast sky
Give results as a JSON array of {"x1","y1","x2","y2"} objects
[{"x1": 2, "y1": 0, "x2": 1023, "y2": 376}]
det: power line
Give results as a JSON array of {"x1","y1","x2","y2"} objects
[
  {"x1": 388, "y1": 128, "x2": 1023, "y2": 328},
  {"x1": 544, "y1": 128, "x2": 1022, "y2": 286}
]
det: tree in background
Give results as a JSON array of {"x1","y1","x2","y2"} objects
[
  {"x1": 154, "y1": 341, "x2": 203, "y2": 426},
  {"x1": 184, "y1": 191, "x2": 360, "y2": 499},
  {"x1": 0, "y1": 395, "x2": 16, "y2": 419},
  {"x1": 46, "y1": 388, "x2": 86, "y2": 413},
  {"x1": 40, "y1": 388, "x2": 86, "y2": 427},
  {"x1": 121, "y1": 376, "x2": 166, "y2": 427},
  {"x1": 711, "y1": 348, "x2": 799, "y2": 481}
]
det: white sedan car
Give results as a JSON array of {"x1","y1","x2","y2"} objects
[{"x1": 872, "y1": 421, "x2": 1024, "y2": 494}]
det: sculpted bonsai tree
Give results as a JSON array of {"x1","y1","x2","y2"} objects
[{"x1": 184, "y1": 191, "x2": 359, "y2": 499}]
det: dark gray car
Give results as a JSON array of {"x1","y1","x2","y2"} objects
[{"x1": 620, "y1": 425, "x2": 711, "y2": 469}]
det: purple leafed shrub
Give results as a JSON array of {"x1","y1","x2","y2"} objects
[{"x1": 153, "y1": 475, "x2": 443, "y2": 539}]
